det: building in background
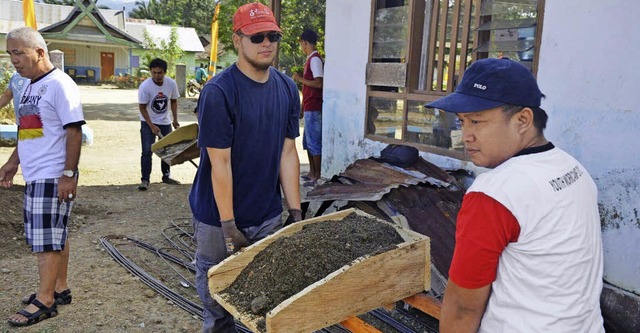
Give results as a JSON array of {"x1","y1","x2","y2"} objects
[{"x1": 0, "y1": 0, "x2": 204, "y2": 83}]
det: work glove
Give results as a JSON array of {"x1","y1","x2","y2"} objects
[
  {"x1": 283, "y1": 209, "x2": 303, "y2": 227},
  {"x1": 220, "y1": 219, "x2": 249, "y2": 254}
]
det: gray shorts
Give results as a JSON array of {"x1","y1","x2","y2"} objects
[{"x1": 194, "y1": 214, "x2": 283, "y2": 262}]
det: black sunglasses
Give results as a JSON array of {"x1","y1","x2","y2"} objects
[{"x1": 238, "y1": 32, "x2": 282, "y2": 44}]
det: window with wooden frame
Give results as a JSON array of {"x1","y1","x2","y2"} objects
[{"x1": 365, "y1": 0, "x2": 544, "y2": 155}]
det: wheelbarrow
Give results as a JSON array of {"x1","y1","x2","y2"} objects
[{"x1": 151, "y1": 123, "x2": 200, "y2": 168}]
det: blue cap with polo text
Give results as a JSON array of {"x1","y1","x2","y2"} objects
[{"x1": 425, "y1": 58, "x2": 542, "y2": 113}]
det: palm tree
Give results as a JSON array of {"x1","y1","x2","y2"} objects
[{"x1": 129, "y1": 0, "x2": 154, "y2": 19}]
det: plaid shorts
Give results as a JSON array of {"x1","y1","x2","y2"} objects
[{"x1": 24, "y1": 178, "x2": 72, "y2": 253}]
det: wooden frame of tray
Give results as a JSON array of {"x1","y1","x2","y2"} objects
[
  {"x1": 151, "y1": 123, "x2": 199, "y2": 166},
  {"x1": 208, "y1": 208, "x2": 431, "y2": 333}
]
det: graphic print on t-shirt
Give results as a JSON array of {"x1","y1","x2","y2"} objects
[
  {"x1": 151, "y1": 92, "x2": 168, "y2": 114},
  {"x1": 18, "y1": 84, "x2": 44, "y2": 140}
]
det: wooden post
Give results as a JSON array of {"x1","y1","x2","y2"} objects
[
  {"x1": 340, "y1": 316, "x2": 382, "y2": 333},
  {"x1": 403, "y1": 293, "x2": 442, "y2": 320}
]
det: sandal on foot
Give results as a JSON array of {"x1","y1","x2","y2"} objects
[
  {"x1": 22, "y1": 289, "x2": 72, "y2": 306},
  {"x1": 7, "y1": 299, "x2": 58, "y2": 327}
]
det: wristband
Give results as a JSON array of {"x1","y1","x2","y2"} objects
[{"x1": 220, "y1": 218, "x2": 235, "y2": 224}]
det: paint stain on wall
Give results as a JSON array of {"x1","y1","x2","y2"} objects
[{"x1": 596, "y1": 168, "x2": 640, "y2": 230}]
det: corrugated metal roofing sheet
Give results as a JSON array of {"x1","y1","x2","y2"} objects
[{"x1": 304, "y1": 156, "x2": 464, "y2": 279}]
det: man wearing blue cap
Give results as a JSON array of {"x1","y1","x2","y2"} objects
[{"x1": 427, "y1": 58, "x2": 604, "y2": 332}]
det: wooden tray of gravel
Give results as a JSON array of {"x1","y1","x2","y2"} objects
[{"x1": 208, "y1": 208, "x2": 430, "y2": 333}]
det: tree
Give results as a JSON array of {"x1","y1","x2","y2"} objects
[
  {"x1": 128, "y1": 0, "x2": 326, "y2": 73},
  {"x1": 128, "y1": 0, "x2": 156, "y2": 19},
  {"x1": 279, "y1": 0, "x2": 326, "y2": 72},
  {"x1": 213, "y1": 0, "x2": 325, "y2": 73},
  {"x1": 141, "y1": 27, "x2": 185, "y2": 77},
  {"x1": 129, "y1": 0, "x2": 216, "y2": 36}
]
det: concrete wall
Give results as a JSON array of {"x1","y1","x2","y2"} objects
[
  {"x1": 324, "y1": 0, "x2": 640, "y2": 306},
  {"x1": 537, "y1": 0, "x2": 640, "y2": 294},
  {"x1": 322, "y1": 0, "x2": 377, "y2": 175}
]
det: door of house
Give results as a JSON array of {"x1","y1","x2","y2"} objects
[{"x1": 101, "y1": 52, "x2": 115, "y2": 80}]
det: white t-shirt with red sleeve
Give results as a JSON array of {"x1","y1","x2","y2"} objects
[{"x1": 449, "y1": 143, "x2": 604, "y2": 333}]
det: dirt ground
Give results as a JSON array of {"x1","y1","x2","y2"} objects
[{"x1": 0, "y1": 85, "x2": 310, "y2": 332}]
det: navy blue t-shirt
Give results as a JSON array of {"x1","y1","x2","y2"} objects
[{"x1": 189, "y1": 64, "x2": 300, "y2": 227}]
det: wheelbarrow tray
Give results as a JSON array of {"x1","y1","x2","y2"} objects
[
  {"x1": 151, "y1": 123, "x2": 200, "y2": 166},
  {"x1": 208, "y1": 208, "x2": 431, "y2": 333}
]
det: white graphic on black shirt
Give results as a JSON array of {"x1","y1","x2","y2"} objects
[{"x1": 151, "y1": 92, "x2": 168, "y2": 114}]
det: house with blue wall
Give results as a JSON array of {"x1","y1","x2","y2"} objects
[{"x1": 0, "y1": 0, "x2": 204, "y2": 82}]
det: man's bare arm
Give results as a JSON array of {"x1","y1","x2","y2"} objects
[
  {"x1": 439, "y1": 280, "x2": 491, "y2": 333},
  {"x1": 279, "y1": 138, "x2": 301, "y2": 210},
  {"x1": 208, "y1": 147, "x2": 234, "y2": 220}
]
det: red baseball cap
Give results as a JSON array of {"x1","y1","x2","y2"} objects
[{"x1": 233, "y1": 3, "x2": 282, "y2": 35}]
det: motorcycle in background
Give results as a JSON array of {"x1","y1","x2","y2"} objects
[{"x1": 187, "y1": 79, "x2": 202, "y2": 97}]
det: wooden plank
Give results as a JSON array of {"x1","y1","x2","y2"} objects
[
  {"x1": 457, "y1": 0, "x2": 474, "y2": 75},
  {"x1": 403, "y1": 293, "x2": 442, "y2": 320},
  {"x1": 445, "y1": 0, "x2": 462, "y2": 92},
  {"x1": 340, "y1": 316, "x2": 383, "y2": 333},
  {"x1": 435, "y1": 0, "x2": 449, "y2": 91},
  {"x1": 425, "y1": 0, "x2": 440, "y2": 92},
  {"x1": 209, "y1": 208, "x2": 431, "y2": 333},
  {"x1": 266, "y1": 228, "x2": 429, "y2": 332}
]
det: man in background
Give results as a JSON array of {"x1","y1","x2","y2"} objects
[
  {"x1": 0, "y1": 71, "x2": 28, "y2": 111},
  {"x1": 1, "y1": 26, "x2": 84, "y2": 326},
  {"x1": 292, "y1": 28, "x2": 323, "y2": 187},
  {"x1": 196, "y1": 63, "x2": 208, "y2": 85},
  {"x1": 189, "y1": 3, "x2": 302, "y2": 331},
  {"x1": 137, "y1": 58, "x2": 180, "y2": 190}
]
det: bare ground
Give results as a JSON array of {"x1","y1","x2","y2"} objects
[{"x1": 0, "y1": 85, "x2": 309, "y2": 333}]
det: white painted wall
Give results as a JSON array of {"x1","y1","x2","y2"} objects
[
  {"x1": 324, "y1": 0, "x2": 640, "y2": 293},
  {"x1": 538, "y1": 0, "x2": 640, "y2": 293},
  {"x1": 323, "y1": 0, "x2": 478, "y2": 175},
  {"x1": 322, "y1": 0, "x2": 377, "y2": 174}
]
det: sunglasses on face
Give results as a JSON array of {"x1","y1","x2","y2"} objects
[{"x1": 239, "y1": 32, "x2": 282, "y2": 44}]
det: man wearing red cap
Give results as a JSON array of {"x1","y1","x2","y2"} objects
[{"x1": 188, "y1": 3, "x2": 302, "y2": 332}]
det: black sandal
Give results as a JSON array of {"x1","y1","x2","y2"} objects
[
  {"x1": 22, "y1": 289, "x2": 72, "y2": 306},
  {"x1": 7, "y1": 299, "x2": 58, "y2": 327}
]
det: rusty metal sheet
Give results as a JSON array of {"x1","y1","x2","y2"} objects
[
  {"x1": 339, "y1": 159, "x2": 423, "y2": 185},
  {"x1": 306, "y1": 158, "x2": 453, "y2": 202},
  {"x1": 386, "y1": 186, "x2": 462, "y2": 278},
  {"x1": 305, "y1": 182, "x2": 398, "y2": 202},
  {"x1": 304, "y1": 157, "x2": 464, "y2": 279}
]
